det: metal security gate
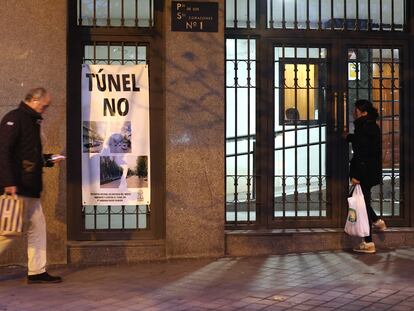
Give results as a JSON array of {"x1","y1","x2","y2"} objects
[
  {"x1": 266, "y1": 40, "x2": 408, "y2": 229},
  {"x1": 225, "y1": 1, "x2": 412, "y2": 229},
  {"x1": 273, "y1": 45, "x2": 330, "y2": 227},
  {"x1": 343, "y1": 43, "x2": 408, "y2": 226}
]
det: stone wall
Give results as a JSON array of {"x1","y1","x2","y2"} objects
[
  {"x1": 0, "y1": 0, "x2": 67, "y2": 265},
  {"x1": 0, "y1": 0, "x2": 226, "y2": 266},
  {"x1": 165, "y1": 0, "x2": 225, "y2": 258}
]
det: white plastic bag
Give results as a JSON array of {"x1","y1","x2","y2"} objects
[{"x1": 344, "y1": 184, "x2": 370, "y2": 237}]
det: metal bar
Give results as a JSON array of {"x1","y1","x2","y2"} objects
[
  {"x1": 136, "y1": 205, "x2": 139, "y2": 229},
  {"x1": 368, "y1": 0, "x2": 372, "y2": 30},
  {"x1": 107, "y1": 0, "x2": 111, "y2": 26},
  {"x1": 334, "y1": 92, "x2": 338, "y2": 131},
  {"x1": 234, "y1": 39, "x2": 239, "y2": 224},
  {"x1": 94, "y1": 206, "x2": 97, "y2": 229},
  {"x1": 391, "y1": 0, "x2": 395, "y2": 30},
  {"x1": 108, "y1": 206, "x2": 111, "y2": 229},
  {"x1": 225, "y1": 38, "x2": 229, "y2": 223},
  {"x1": 121, "y1": 0, "x2": 125, "y2": 26},
  {"x1": 274, "y1": 140, "x2": 329, "y2": 152},
  {"x1": 380, "y1": 0, "x2": 383, "y2": 30},
  {"x1": 391, "y1": 47, "x2": 396, "y2": 216},
  {"x1": 93, "y1": 0, "x2": 97, "y2": 26},
  {"x1": 93, "y1": 42, "x2": 97, "y2": 64},
  {"x1": 356, "y1": 0, "x2": 360, "y2": 30},
  {"x1": 146, "y1": 205, "x2": 151, "y2": 230},
  {"x1": 403, "y1": 0, "x2": 407, "y2": 31},
  {"x1": 247, "y1": 37, "x2": 251, "y2": 223},
  {"x1": 122, "y1": 206, "x2": 125, "y2": 229},
  {"x1": 379, "y1": 48, "x2": 384, "y2": 216},
  {"x1": 107, "y1": 42, "x2": 110, "y2": 64},
  {"x1": 318, "y1": 0, "x2": 322, "y2": 30},
  {"x1": 294, "y1": 0, "x2": 298, "y2": 29},
  {"x1": 282, "y1": 0, "x2": 286, "y2": 29},
  {"x1": 282, "y1": 45, "x2": 286, "y2": 217},
  {"x1": 234, "y1": 0, "x2": 238, "y2": 28},
  {"x1": 306, "y1": 0, "x2": 310, "y2": 30},
  {"x1": 294, "y1": 47, "x2": 298, "y2": 217},
  {"x1": 79, "y1": 0, "x2": 83, "y2": 25},
  {"x1": 275, "y1": 174, "x2": 325, "y2": 178},
  {"x1": 356, "y1": 49, "x2": 359, "y2": 104},
  {"x1": 343, "y1": 0, "x2": 347, "y2": 30},
  {"x1": 135, "y1": 42, "x2": 138, "y2": 64},
  {"x1": 318, "y1": 47, "x2": 323, "y2": 217},
  {"x1": 343, "y1": 92, "x2": 347, "y2": 132},
  {"x1": 330, "y1": 0, "x2": 334, "y2": 30},
  {"x1": 270, "y1": 0, "x2": 274, "y2": 28},
  {"x1": 247, "y1": 0, "x2": 251, "y2": 29},
  {"x1": 368, "y1": 48, "x2": 372, "y2": 102},
  {"x1": 135, "y1": 0, "x2": 138, "y2": 27},
  {"x1": 149, "y1": 0, "x2": 153, "y2": 27},
  {"x1": 306, "y1": 47, "x2": 311, "y2": 216},
  {"x1": 121, "y1": 42, "x2": 125, "y2": 64}
]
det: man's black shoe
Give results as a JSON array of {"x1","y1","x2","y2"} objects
[{"x1": 27, "y1": 272, "x2": 62, "y2": 284}]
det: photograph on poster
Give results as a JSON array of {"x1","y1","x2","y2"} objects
[
  {"x1": 100, "y1": 155, "x2": 148, "y2": 189},
  {"x1": 126, "y1": 155, "x2": 148, "y2": 189},
  {"x1": 108, "y1": 121, "x2": 132, "y2": 153},
  {"x1": 83, "y1": 121, "x2": 106, "y2": 153},
  {"x1": 100, "y1": 156, "x2": 124, "y2": 188}
]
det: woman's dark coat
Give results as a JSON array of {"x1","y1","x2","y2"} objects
[{"x1": 347, "y1": 115, "x2": 382, "y2": 187}]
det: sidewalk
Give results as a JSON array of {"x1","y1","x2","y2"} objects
[{"x1": 1, "y1": 248, "x2": 414, "y2": 311}]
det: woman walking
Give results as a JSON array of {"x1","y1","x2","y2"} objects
[{"x1": 345, "y1": 99, "x2": 387, "y2": 253}]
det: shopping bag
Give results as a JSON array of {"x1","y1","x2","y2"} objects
[
  {"x1": 344, "y1": 184, "x2": 370, "y2": 237},
  {"x1": 0, "y1": 195, "x2": 24, "y2": 236}
]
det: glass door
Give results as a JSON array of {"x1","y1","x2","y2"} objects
[
  {"x1": 271, "y1": 44, "x2": 339, "y2": 228},
  {"x1": 343, "y1": 44, "x2": 406, "y2": 226},
  {"x1": 269, "y1": 41, "x2": 407, "y2": 228}
]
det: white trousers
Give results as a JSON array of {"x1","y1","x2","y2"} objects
[{"x1": 0, "y1": 197, "x2": 47, "y2": 275}]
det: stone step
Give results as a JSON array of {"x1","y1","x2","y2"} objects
[
  {"x1": 225, "y1": 228, "x2": 414, "y2": 256},
  {"x1": 67, "y1": 239, "x2": 166, "y2": 265}
]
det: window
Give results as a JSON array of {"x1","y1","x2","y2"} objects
[
  {"x1": 226, "y1": 0, "x2": 257, "y2": 28},
  {"x1": 77, "y1": 0, "x2": 154, "y2": 27},
  {"x1": 266, "y1": 0, "x2": 406, "y2": 31},
  {"x1": 82, "y1": 43, "x2": 150, "y2": 231},
  {"x1": 227, "y1": 1, "x2": 407, "y2": 31},
  {"x1": 225, "y1": 38, "x2": 257, "y2": 225},
  {"x1": 68, "y1": 1, "x2": 163, "y2": 239}
]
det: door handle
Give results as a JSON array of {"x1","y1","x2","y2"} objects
[
  {"x1": 343, "y1": 92, "x2": 348, "y2": 132},
  {"x1": 333, "y1": 92, "x2": 338, "y2": 132}
]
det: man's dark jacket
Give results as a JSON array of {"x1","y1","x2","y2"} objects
[
  {"x1": 347, "y1": 115, "x2": 382, "y2": 187},
  {"x1": 0, "y1": 102, "x2": 53, "y2": 198}
]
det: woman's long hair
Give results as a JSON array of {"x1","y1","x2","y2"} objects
[{"x1": 354, "y1": 99, "x2": 379, "y2": 120}]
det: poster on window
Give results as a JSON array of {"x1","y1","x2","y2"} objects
[{"x1": 81, "y1": 64, "x2": 150, "y2": 205}]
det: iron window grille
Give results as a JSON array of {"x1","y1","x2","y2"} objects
[
  {"x1": 81, "y1": 43, "x2": 151, "y2": 231},
  {"x1": 226, "y1": 0, "x2": 407, "y2": 31},
  {"x1": 225, "y1": 38, "x2": 257, "y2": 225},
  {"x1": 77, "y1": 0, "x2": 154, "y2": 27}
]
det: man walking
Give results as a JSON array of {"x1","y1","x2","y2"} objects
[{"x1": 0, "y1": 88, "x2": 64, "y2": 284}]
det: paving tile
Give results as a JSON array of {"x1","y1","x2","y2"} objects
[
  {"x1": 388, "y1": 306, "x2": 414, "y2": 311},
  {"x1": 1, "y1": 248, "x2": 414, "y2": 311}
]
